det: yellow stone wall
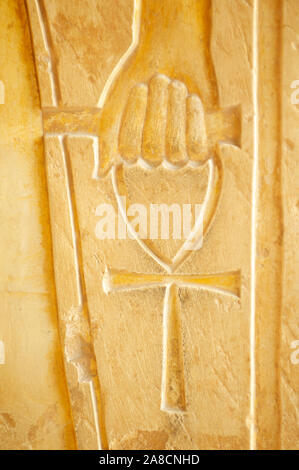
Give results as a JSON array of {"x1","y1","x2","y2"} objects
[
  {"x1": 0, "y1": 0, "x2": 298, "y2": 450},
  {"x1": 0, "y1": 0, "x2": 75, "y2": 449}
]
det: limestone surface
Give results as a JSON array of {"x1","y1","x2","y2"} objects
[{"x1": 0, "y1": 0, "x2": 298, "y2": 450}]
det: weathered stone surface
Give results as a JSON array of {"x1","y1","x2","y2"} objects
[
  {"x1": 0, "y1": 0, "x2": 75, "y2": 450},
  {"x1": 0, "y1": 0, "x2": 298, "y2": 450}
]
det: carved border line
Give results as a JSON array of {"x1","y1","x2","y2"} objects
[
  {"x1": 111, "y1": 159, "x2": 218, "y2": 273},
  {"x1": 251, "y1": 0, "x2": 284, "y2": 450}
]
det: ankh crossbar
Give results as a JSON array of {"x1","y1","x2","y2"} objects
[{"x1": 103, "y1": 269, "x2": 241, "y2": 413}]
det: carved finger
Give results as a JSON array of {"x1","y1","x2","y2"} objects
[
  {"x1": 119, "y1": 83, "x2": 148, "y2": 163},
  {"x1": 186, "y1": 94, "x2": 208, "y2": 162},
  {"x1": 142, "y1": 74, "x2": 170, "y2": 166},
  {"x1": 165, "y1": 80, "x2": 188, "y2": 165}
]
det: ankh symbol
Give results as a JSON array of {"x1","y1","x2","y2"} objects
[{"x1": 103, "y1": 75, "x2": 242, "y2": 413}]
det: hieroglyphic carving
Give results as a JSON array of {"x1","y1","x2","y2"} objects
[
  {"x1": 26, "y1": 0, "x2": 107, "y2": 450},
  {"x1": 26, "y1": 0, "x2": 262, "y2": 450},
  {"x1": 96, "y1": 7, "x2": 243, "y2": 410},
  {"x1": 104, "y1": 268, "x2": 241, "y2": 412},
  {"x1": 101, "y1": 72, "x2": 242, "y2": 410},
  {"x1": 117, "y1": 75, "x2": 240, "y2": 168}
]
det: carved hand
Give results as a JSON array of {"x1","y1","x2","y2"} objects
[{"x1": 98, "y1": 73, "x2": 209, "y2": 175}]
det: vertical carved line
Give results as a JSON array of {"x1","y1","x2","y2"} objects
[
  {"x1": 280, "y1": 0, "x2": 299, "y2": 449},
  {"x1": 97, "y1": 0, "x2": 142, "y2": 108},
  {"x1": 161, "y1": 284, "x2": 186, "y2": 413},
  {"x1": 254, "y1": 0, "x2": 283, "y2": 450},
  {"x1": 59, "y1": 137, "x2": 83, "y2": 307},
  {"x1": 250, "y1": 0, "x2": 259, "y2": 451},
  {"x1": 62, "y1": 137, "x2": 108, "y2": 450},
  {"x1": 37, "y1": 0, "x2": 62, "y2": 105},
  {"x1": 25, "y1": 0, "x2": 55, "y2": 106}
]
